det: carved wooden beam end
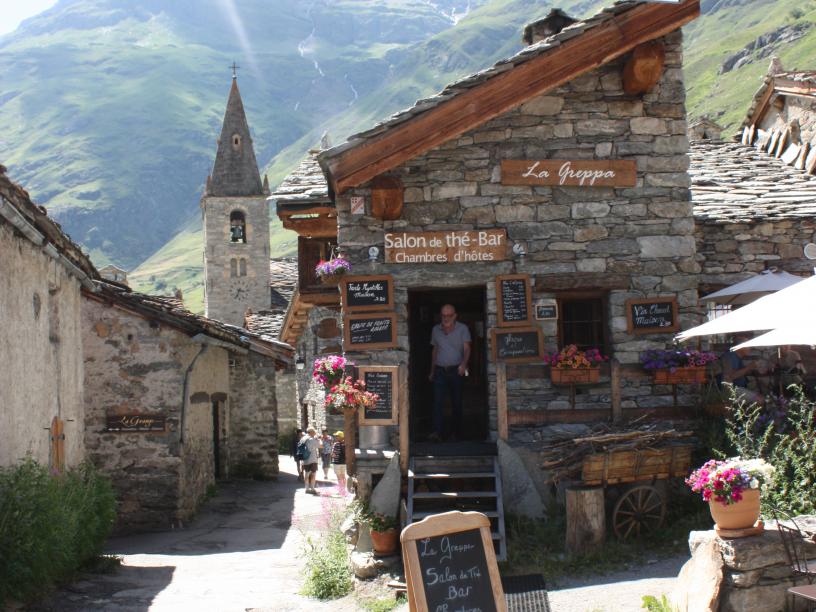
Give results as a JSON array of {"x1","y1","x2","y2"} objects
[
  {"x1": 622, "y1": 41, "x2": 665, "y2": 95},
  {"x1": 370, "y1": 176, "x2": 404, "y2": 220}
]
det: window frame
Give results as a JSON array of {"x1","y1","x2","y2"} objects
[{"x1": 555, "y1": 291, "x2": 610, "y2": 355}]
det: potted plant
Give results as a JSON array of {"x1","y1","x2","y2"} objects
[
  {"x1": 323, "y1": 376, "x2": 379, "y2": 416},
  {"x1": 312, "y1": 355, "x2": 352, "y2": 389},
  {"x1": 314, "y1": 257, "x2": 351, "y2": 285},
  {"x1": 354, "y1": 501, "x2": 399, "y2": 555},
  {"x1": 546, "y1": 344, "x2": 608, "y2": 385},
  {"x1": 686, "y1": 457, "x2": 774, "y2": 533},
  {"x1": 640, "y1": 348, "x2": 718, "y2": 384}
]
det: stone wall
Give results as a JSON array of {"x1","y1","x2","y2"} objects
[
  {"x1": 229, "y1": 351, "x2": 280, "y2": 478},
  {"x1": 335, "y1": 31, "x2": 699, "y2": 429},
  {"x1": 201, "y1": 194, "x2": 270, "y2": 326},
  {"x1": 759, "y1": 93, "x2": 816, "y2": 144},
  {"x1": 674, "y1": 517, "x2": 816, "y2": 611},
  {"x1": 0, "y1": 221, "x2": 86, "y2": 469},
  {"x1": 83, "y1": 298, "x2": 230, "y2": 531},
  {"x1": 697, "y1": 218, "x2": 816, "y2": 291},
  {"x1": 275, "y1": 368, "x2": 299, "y2": 450}
]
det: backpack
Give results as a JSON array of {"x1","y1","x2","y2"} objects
[{"x1": 296, "y1": 437, "x2": 310, "y2": 462}]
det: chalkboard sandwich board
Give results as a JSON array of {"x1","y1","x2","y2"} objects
[
  {"x1": 358, "y1": 366, "x2": 398, "y2": 425},
  {"x1": 344, "y1": 313, "x2": 398, "y2": 350},
  {"x1": 626, "y1": 297, "x2": 679, "y2": 335},
  {"x1": 496, "y1": 274, "x2": 532, "y2": 327},
  {"x1": 341, "y1": 275, "x2": 394, "y2": 313},
  {"x1": 401, "y1": 511, "x2": 506, "y2": 612},
  {"x1": 491, "y1": 326, "x2": 544, "y2": 363}
]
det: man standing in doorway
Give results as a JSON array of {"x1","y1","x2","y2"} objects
[{"x1": 428, "y1": 304, "x2": 471, "y2": 442}]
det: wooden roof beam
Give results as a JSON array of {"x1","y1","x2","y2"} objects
[{"x1": 323, "y1": 0, "x2": 699, "y2": 194}]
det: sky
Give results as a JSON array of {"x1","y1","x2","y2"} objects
[{"x1": 0, "y1": 0, "x2": 58, "y2": 35}]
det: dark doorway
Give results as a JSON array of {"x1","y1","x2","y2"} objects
[
  {"x1": 408, "y1": 287, "x2": 488, "y2": 442},
  {"x1": 212, "y1": 401, "x2": 223, "y2": 479}
]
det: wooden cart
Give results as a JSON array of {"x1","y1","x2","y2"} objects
[{"x1": 580, "y1": 444, "x2": 694, "y2": 539}]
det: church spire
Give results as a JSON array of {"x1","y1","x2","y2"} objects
[{"x1": 209, "y1": 76, "x2": 263, "y2": 197}]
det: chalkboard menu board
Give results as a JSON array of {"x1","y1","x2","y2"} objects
[
  {"x1": 342, "y1": 275, "x2": 394, "y2": 312},
  {"x1": 358, "y1": 366, "x2": 398, "y2": 425},
  {"x1": 491, "y1": 327, "x2": 544, "y2": 363},
  {"x1": 402, "y1": 511, "x2": 505, "y2": 612},
  {"x1": 496, "y1": 274, "x2": 532, "y2": 327},
  {"x1": 626, "y1": 297, "x2": 679, "y2": 335},
  {"x1": 344, "y1": 313, "x2": 398, "y2": 350}
]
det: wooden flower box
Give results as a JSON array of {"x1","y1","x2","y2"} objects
[
  {"x1": 551, "y1": 367, "x2": 600, "y2": 385},
  {"x1": 652, "y1": 366, "x2": 706, "y2": 385}
]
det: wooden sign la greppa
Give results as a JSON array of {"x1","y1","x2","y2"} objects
[
  {"x1": 501, "y1": 160, "x2": 637, "y2": 187},
  {"x1": 384, "y1": 229, "x2": 506, "y2": 264}
]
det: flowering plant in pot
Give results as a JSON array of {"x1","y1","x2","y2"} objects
[
  {"x1": 686, "y1": 457, "x2": 774, "y2": 532},
  {"x1": 353, "y1": 501, "x2": 399, "y2": 555},
  {"x1": 640, "y1": 348, "x2": 718, "y2": 384},
  {"x1": 545, "y1": 344, "x2": 608, "y2": 384},
  {"x1": 314, "y1": 257, "x2": 351, "y2": 284},
  {"x1": 312, "y1": 355, "x2": 352, "y2": 388},
  {"x1": 324, "y1": 376, "x2": 379, "y2": 415}
]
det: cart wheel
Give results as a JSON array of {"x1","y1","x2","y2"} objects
[{"x1": 612, "y1": 485, "x2": 666, "y2": 540}]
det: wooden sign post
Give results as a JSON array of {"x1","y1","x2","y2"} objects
[
  {"x1": 401, "y1": 511, "x2": 506, "y2": 612},
  {"x1": 358, "y1": 366, "x2": 398, "y2": 425}
]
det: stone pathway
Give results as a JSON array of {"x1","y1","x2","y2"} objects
[{"x1": 29, "y1": 457, "x2": 357, "y2": 612}]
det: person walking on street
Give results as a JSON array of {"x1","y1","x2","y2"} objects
[
  {"x1": 301, "y1": 427, "x2": 321, "y2": 495},
  {"x1": 331, "y1": 431, "x2": 347, "y2": 491},
  {"x1": 291, "y1": 427, "x2": 304, "y2": 482},
  {"x1": 320, "y1": 428, "x2": 333, "y2": 480},
  {"x1": 428, "y1": 303, "x2": 471, "y2": 442}
]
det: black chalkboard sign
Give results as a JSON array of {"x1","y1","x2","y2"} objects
[
  {"x1": 342, "y1": 275, "x2": 394, "y2": 312},
  {"x1": 626, "y1": 297, "x2": 679, "y2": 335},
  {"x1": 358, "y1": 366, "x2": 398, "y2": 425},
  {"x1": 496, "y1": 274, "x2": 532, "y2": 327},
  {"x1": 344, "y1": 313, "x2": 398, "y2": 350},
  {"x1": 402, "y1": 511, "x2": 505, "y2": 612},
  {"x1": 535, "y1": 301, "x2": 558, "y2": 320},
  {"x1": 491, "y1": 327, "x2": 544, "y2": 363}
]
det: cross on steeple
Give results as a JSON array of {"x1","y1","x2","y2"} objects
[{"x1": 231, "y1": 62, "x2": 240, "y2": 79}]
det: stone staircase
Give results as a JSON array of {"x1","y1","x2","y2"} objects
[{"x1": 407, "y1": 449, "x2": 506, "y2": 561}]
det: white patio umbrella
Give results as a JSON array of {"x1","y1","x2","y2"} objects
[
  {"x1": 701, "y1": 269, "x2": 803, "y2": 305},
  {"x1": 677, "y1": 274, "x2": 816, "y2": 342},
  {"x1": 733, "y1": 325, "x2": 816, "y2": 350}
]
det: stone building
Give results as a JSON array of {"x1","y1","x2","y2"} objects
[
  {"x1": 82, "y1": 280, "x2": 292, "y2": 531},
  {"x1": 0, "y1": 168, "x2": 98, "y2": 471},
  {"x1": 202, "y1": 75, "x2": 272, "y2": 327},
  {"x1": 687, "y1": 117, "x2": 723, "y2": 141},
  {"x1": 692, "y1": 58, "x2": 816, "y2": 297}
]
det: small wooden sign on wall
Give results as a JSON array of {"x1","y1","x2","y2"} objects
[
  {"x1": 384, "y1": 229, "x2": 507, "y2": 264},
  {"x1": 496, "y1": 274, "x2": 532, "y2": 327},
  {"x1": 358, "y1": 366, "x2": 398, "y2": 425},
  {"x1": 105, "y1": 414, "x2": 166, "y2": 433},
  {"x1": 626, "y1": 297, "x2": 679, "y2": 334},
  {"x1": 341, "y1": 275, "x2": 394, "y2": 312},
  {"x1": 501, "y1": 160, "x2": 637, "y2": 187},
  {"x1": 344, "y1": 313, "x2": 398, "y2": 350}
]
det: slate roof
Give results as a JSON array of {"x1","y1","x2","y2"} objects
[
  {"x1": 208, "y1": 77, "x2": 264, "y2": 197},
  {"x1": 88, "y1": 280, "x2": 293, "y2": 364},
  {"x1": 271, "y1": 150, "x2": 330, "y2": 205},
  {"x1": 243, "y1": 258, "x2": 298, "y2": 340},
  {"x1": 320, "y1": 0, "x2": 657, "y2": 162},
  {"x1": 0, "y1": 168, "x2": 98, "y2": 283},
  {"x1": 690, "y1": 140, "x2": 816, "y2": 222}
]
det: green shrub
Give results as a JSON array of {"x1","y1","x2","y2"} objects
[
  {"x1": 642, "y1": 594, "x2": 678, "y2": 611},
  {"x1": 719, "y1": 386, "x2": 816, "y2": 515},
  {"x1": 0, "y1": 458, "x2": 117, "y2": 605},
  {"x1": 301, "y1": 529, "x2": 353, "y2": 599}
]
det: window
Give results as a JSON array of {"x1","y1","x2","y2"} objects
[
  {"x1": 239, "y1": 258, "x2": 247, "y2": 277},
  {"x1": 230, "y1": 258, "x2": 238, "y2": 277},
  {"x1": 298, "y1": 236, "x2": 337, "y2": 290},
  {"x1": 231, "y1": 133, "x2": 241, "y2": 150},
  {"x1": 229, "y1": 210, "x2": 246, "y2": 243},
  {"x1": 558, "y1": 296, "x2": 607, "y2": 353}
]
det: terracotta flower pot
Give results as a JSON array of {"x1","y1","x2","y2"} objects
[
  {"x1": 551, "y1": 367, "x2": 600, "y2": 385},
  {"x1": 709, "y1": 488, "x2": 761, "y2": 530},
  {"x1": 652, "y1": 367, "x2": 707, "y2": 385},
  {"x1": 370, "y1": 527, "x2": 399, "y2": 556}
]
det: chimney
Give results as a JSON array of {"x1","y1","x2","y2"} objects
[{"x1": 522, "y1": 9, "x2": 577, "y2": 45}]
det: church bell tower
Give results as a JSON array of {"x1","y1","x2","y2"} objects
[{"x1": 201, "y1": 74, "x2": 271, "y2": 326}]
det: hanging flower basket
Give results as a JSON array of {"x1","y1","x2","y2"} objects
[
  {"x1": 320, "y1": 274, "x2": 343, "y2": 286},
  {"x1": 551, "y1": 367, "x2": 601, "y2": 385},
  {"x1": 315, "y1": 257, "x2": 351, "y2": 286},
  {"x1": 652, "y1": 366, "x2": 707, "y2": 385}
]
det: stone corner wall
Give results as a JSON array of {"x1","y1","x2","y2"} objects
[{"x1": 229, "y1": 351, "x2": 280, "y2": 478}]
